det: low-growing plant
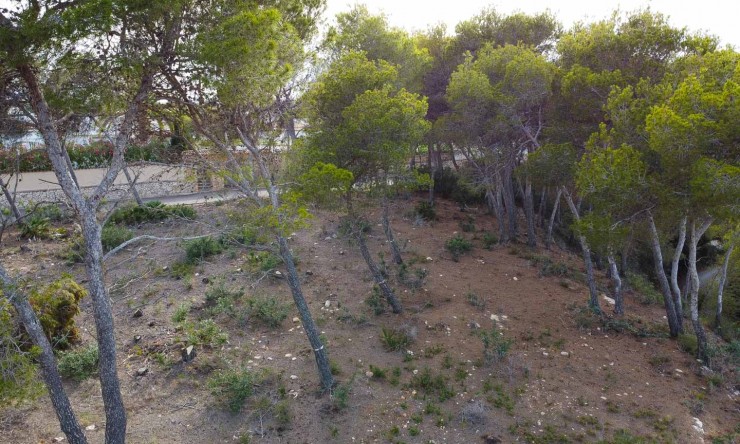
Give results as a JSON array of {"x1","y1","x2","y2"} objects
[
  {"x1": 182, "y1": 319, "x2": 228, "y2": 347},
  {"x1": 482, "y1": 232, "x2": 497, "y2": 250},
  {"x1": 330, "y1": 380, "x2": 352, "y2": 411},
  {"x1": 415, "y1": 201, "x2": 436, "y2": 221},
  {"x1": 30, "y1": 276, "x2": 87, "y2": 350},
  {"x1": 57, "y1": 345, "x2": 99, "y2": 381},
  {"x1": 409, "y1": 367, "x2": 454, "y2": 402},
  {"x1": 369, "y1": 364, "x2": 387, "y2": 379},
  {"x1": 480, "y1": 327, "x2": 512, "y2": 366},
  {"x1": 245, "y1": 251, "x2": 283, "y2": 272},
  {"x1": 445, "y1": 234, "x2": 472, "y2": 261},
  {"x1": 626, "y1": 273, "x2": 663, "y2": 305},
  {"x1": 244, "y1": 295, "x2": 290, "y2": 328},
  {"x1": 0, "y1": 307, "x2": 43, "y2": 403},
  {"x1": 208, "y1": 367, "x2": 257, "y2": 412},
  {"x1": 205, "y1": 281, "x2": 244, "y2": 316},
  {"x1": 101, "y1": 224, "x2": 133, "y2": 252},
  {"x1": 380, "y1": 327, "x2": 413, "y2": 352},
  {"x1": 365, "y1": 286, "x2": 386, "y2": 315},
  {"x1": 172, "y1": 303, "x2": 191, "y2": 323},
  {"x1": 108, "y1": 201, "x2": 196, "y2": 225},
  {"x1": 168, "y1": 261, "x2": 195, "y2": 280},
  {"x1": 184, "y1": 236, "x2": 224, "y2": 264},
  {"x1": 466, "y1": 291, "x2": 486, "y2": 310}
]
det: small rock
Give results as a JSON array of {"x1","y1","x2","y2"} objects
[
  {"x1": 324, "y1": 300, "x2": 331, "y2": 308},
  {"x1": 560, "y1": 351, "x2": 569, "y2": 357},
  {"x1": 273, "y1": 270, "x2": 283, "y2": 278},
  {"x1": 53, "y1": 437, "x2": 66, "y2": 442},
  {"x1": 285, "y1": 353, "x2": 292, "y2": 358},
  {"x1": 324, "y1": 236, "x2": 332, "y2": 241},
  {"x1": 602, "y1": 293, "x2": 616, "y2": 305},
  {"x1": 469, "y1": 322, "x2": 481, "y2": 330},
  {"x1": 182, "y1": 345, "x2": 196, "y2": 362},
  {"x1": 542, "y1": 352, "x2": 549, "y2": 357},
  {"x1": 305, "y1": 270, "x2": 313, "y2": 276},
  {"x1": 292, "y1": 317, "x2": 300, "y2": 323},
  {"x1": 426, "y1": 257, "x2": 433, "y2": 262},
  {"x1": 490, "y1": 314, "x2": 500, "y2": 322},
  {"x1": 365, "y1": 371, "x2": 374, "y2": 377},
  {"x1": 147, "y1": 321, "x2": 155, "y2": 327},
  {"x1": 413, "y1": 369, "x2": 419, "y2": 375},
  {"x1": 512, "y1": 276, "x2": 518, "y2": 281},
  {"x1": 136, "y1": 367, "x2": 148, "y2": 377},
  {"x1": 134, "y1": 335, "x2": 142, "y2": 343},
  {"x1": 85, "y1": 424, "x2": 96, "y2": 431},
  {"x1": 201, "y1": 277, "x2": 210, "y2": 284},
  {"x1": 132, "y1": 308, "x2": 143, "y2": 318},
  {"x1": 339, "y1": 250, "x2": 345, "y2": 255},
  {"x1": 290, "y1": 375, "x2": 298, "y2": 380},
  {"x1": 161, "y1": 266, "x2": 169, "y2": 271}
]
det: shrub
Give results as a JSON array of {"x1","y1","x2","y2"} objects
[
  {"x1": 330, "y1": 380, "x2": 352, "y2": 411},
  {"x1": 445, "y1": 234, "x2": 472, "y2": 261},
  {"x1": 415, "y1": 201, "x2": 436, "y2": 221},
  {"x1": 57, "y1": 345, "x2": 99, "y2": 381},
  {"x1": 626, "y1": 273, "x2": 663, "y2": 305},
  {"x1": 244, "y1": 295, "x2": 290, "y2": 328},
  {"x1": 480, "y1": 327, "x2": 512, "y2": 366},
  {"x1": 467, "y1": 292, "x2": 486, "y2": 310},
  {"x1": 101, "y1": 225, "x2": 133, "y2": 252},
  {"x1": 246, "y1": 251, "x2": 283, "y2": 272},
  {"x1": 482, "y1": 232, "x2": 497, "y2": 250},
  {"x1": 172, "y1": 303, "x2": 190, "y2": 323},
  {"x1": 30, "y1": 276, "x2": 87, "y2": 350},
  {"x1": 409, "y1": 367, "x2": 454, "y2": 402},
  {"x1": 380, "y1": 327, "x2": 413, "y2": 352},
  {"x1": 459, "y1": 215, "x2": 476, "y2": 232},
  {"x1": 182, "y1": 319, "x2": 228, "y2": 347},
  {"x1": 208, "y1": 367, "x2": 257, "y2": 413},
  {"x1": 365, "y1": 286, "x2": 386, "y2": 315},
  {"x1": 108, "y1": 201, "x2": 197, "y2": 225},
  {"x1": 184, "y1": 236, "x2": 224, "y2": 264},
  {"x1": 205, "y1": 281, "x2": 244, "y2": 316},
  {"x1": 0, "y1": 307, "x2": 43, "y2": 403},
  {"x1": 19, "y1": 215, "x2": 51, "y2": 239},
  {"x1": 678, "y1": 333, "x2": 698, "y2": 355}
]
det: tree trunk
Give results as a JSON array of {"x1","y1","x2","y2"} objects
[
  {"x1": 647, "y1": 214, "x2": 682, "y2": 337},
  {"x1": 715, "y1": 241, "x2": 734, "y2": 332},
  {"x1": 502, "y1": 167, "x2": 517, "y2": 241},
  {"x1": 670, "y1": 216, "x2": 687, "y2": 326},
  {"x1": 0, "y1": 267, "x2": 89, "y2": 444},
  {"x1": 608, "y1": 254, "x2": 623, "y2": 316},
  {"x1": 82, "y1": 221, "x2": 127, "y2": 444},
  {"x1": 537, "y1": 187, "x2": 546, "y2": 228},
  {"x1": 524, "y1": 180, "x2": 536, "y2": 248},
  {"x1": 545, "y1": 188, "x2": 561, "y2": 250},
  {"x1": 562, "y1": 188, "x2": 601, "y2": 314},
  {"x1": 381, "y1": 199, "x2": 403, "y2": 265},
  {"x1": 355, "y1": 224, "x2": 402, "y2": 313},
  {"x1": 494, "y1": 172, "x2": 509, "y2": 243},
  {"x1": 485, "y1": 187, "x2": 506, "y2": 243},
  {"x1": 427, "y1": 144, "x2": 435, "y2": 205},
  {"x1": 688, "y1": 219, "x2": 712, "y2": 364},
  {"x1": 277, "y1": 236, "x2": 334, "y2": 390},
  {"x1": 0, "y1": 178, "x2": 23, "y2": 222}
]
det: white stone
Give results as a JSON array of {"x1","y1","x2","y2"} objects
[
  {"x1": 290, "y1": 375, "x2": 298, "y2": 380},
  {"x1": 85, "y1": 425, "x2": 96, "y2": 431},
  {"x1": 292, "y1": 317, "x2": 300, "y2": 323},
  {"x1": 560, "y1": 352, "x2": 569, "y2": 356},
  {"x1": 325, "y1": 300, "x2": 331, "y2": 308}
]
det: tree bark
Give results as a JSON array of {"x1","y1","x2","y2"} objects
[
  {"x1": 524, "y1": 179, "x2": 536, "y2": 248},
  {"x1": 502, "y1": 166, "x2": 517, "y2": 241},
  {"x1": 562, "y1": 188, "x2": 601, "y2": 314},
  {"x1": 670, "y1": 216, "x2": 687, "y2": 325},
  {"x1": 545, "y1": 188, "x2": 561, "y2": 250},
  {"x1": 647, "y1": 214, "x2": 682, "y2": 337},
  {"x1": 0, "y1": 267, "x2": 88, "y2": 444},
  {"x1": 688, "y1": 219, "x2": 712, "y2": 364},
  {"x1": 0, "y1": 178, "x2": 22, "y2": 222},
  {"x1": 607, "y1": 254, "x2": 623, "y2": 316},
  {"x1": 381, "y1": 199, "x2": 403, "y2": 265},
  {"x1": 355, "y1": 225, "x2": 403, "y2": 313},
  {"x1": 485, "y1": 187, "x2": 506, "y2": 243},
  {"x1": 715, "y1": 241, "x2": 734, "y2": 331},
  {"x1": 537, "y1": 186, "x2": 546, "y2": 228},
  {"x1": 122, "y1": 166, "x2": 143, "y2": 206},
  {"x1": 278, "y1": 236, "x2": 334, "y2": 390}
]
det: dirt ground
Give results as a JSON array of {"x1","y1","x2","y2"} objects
[{"x1": 1, "y1": 196, "x2": 738, "y2": 443}]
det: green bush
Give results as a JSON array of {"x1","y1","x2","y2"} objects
[
  {"x1": 678, "y1": 333, "x2": 698, "y2": 355},
  {"x1": 109, "y1": 201, "x2": 197, "y2": 225},
  {"x1": 480, "y1": 327, "x2": 512, "y2": 366},
  {"x1": 184, "y1": 236, "x2": 224, "y2": 264},
  {"x1": 182, "y1": 319, "x2": 228, "y2": 347},
  {"x1": 204, "y1": 281, "x2": 244, "y2": 316},
  {"x1": 0, "y1": 307, "x2": 43, "y2": 403},
  {"x1": 246, "y1": 251, "x2": 283, "y2": 272},
  {"x1": 365, "y1": 286, "x2": 386, "y2": 315},
  {"x1": 445, "y1": 234, "x2": 472, "y2": 261},
  {"x1": 101, "y1": 225, "x2": 134, "y2": 252},
  {"x1": 19, "y1": 215, "x2": 51, "y2": 239},
  {"x1": 626, "y1": 273, "x2": 663, "y2": 305},
  {"x1": 482, "y1": 232, "x2": 497, "y2": 250},
  {"x1": 30, "y1": 276, "x2": 87, "y2": 350},
  {"x1": 380, "y1": 327, "x2": 413, "y2": 352},
  {"x1": 414, "y1": 201, "x2": 436, "y2": 221},
  {"x1": 244, "y1": 295, "x2": 290, "y2": 328},
  {"x1": 172, "y1": 303, "x2": 190, "y2": 323},
  {"x1": 208, "y1": 367, "x2": 257, "y2": 412},
  {"x1": 58, "y1": 345, "x2": 99, "y2": 381},
  {"x1": 409, "y1": 367, "x2": 454, "y2": 402}
]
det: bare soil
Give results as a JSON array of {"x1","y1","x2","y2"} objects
[{"x1": 1, "y1": 196, "x2": 737, "y2": 443}]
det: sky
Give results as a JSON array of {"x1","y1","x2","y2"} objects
[{"x1": 324, "y1": 0, "x2": 740, "y2": 48}]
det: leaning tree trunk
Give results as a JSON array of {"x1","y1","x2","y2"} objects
[
  {"x1": 278, "y1": 236, "x2": 334, "y2": 390},
  {"x1": 122, "y1": 165, "x2": 143, "y2": 206},
  {"x1": 485, "y1": 187, "x2": 506, "y2": 243},
  {"x1": 537, "y1": 186, "x2": 546, "y2": 228},
  {"x1": 562, "y1": 188, "x2": 601, "y2": 314},
  {"x1": 524, "y1": 180, "x2": 536, "y2": 248},
  {"x1": 0, "y1": 178, "x2": 22, "y2": 222},
  {"x1": 715, "y1": 241, "x2": 734, "y2": 332},
  {"x1": 545, "y1": 187, "x2": 562, "y2": 250},
  {"x1": 688, "y1": 219, "x2": 712, "y2": 364},
  {"x1": 670, "y1": 216, "x2": 687, "y2": 324},
  {"x1": 0, "y1": 267, "x2": 89, "y2": 444},
  {"x1": 647, "y1": 214, "x2": 682, "y2": 337},
  {"x1": 607, "y1": 254, "x2": 623, "y2": 316},
  {"x1": 381, "y1": 199, "x2": 403, "y2": 265},
  {"x1": 354, "y1": 220, "x2": 403, "y2": 313}
]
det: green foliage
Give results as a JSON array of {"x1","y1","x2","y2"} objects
[
  {"x1": 445, "y1": 234, "x2": 472, "y2": 261},
  {"x1": 172, "y1": 303, "x2": 190, "y2": 323},
  {"x1": 245, "y1": 251, "x2": 283, "y2": 272},
  {"x1": 678, "y1": 333, "x2": 698, "y2": 355},
  {"x1": 365, "y1": 286, "x2": 386, "y2": 315},
  {"x1": 101, "y1": 225, "x2": 133, "y2": 252},
  {"x1": 414, "y1": 201, "x2": 436, "y2": 221},
  {"x1": 108, "y1": 201, "x2": 196, "y2": 225},
  {"x1": 379, "y1": 327, "x2": 413, "y2": 351},
  {"x1": 181, "y1": 319, "x2": 228, "y2": 347},
  {"x1": 466, "y1": 292, "x2": 486, "y2": 310},
  {"x1": 480, "y1": 327, "x2": 513, "y2": 366},
  {"x1": 29, "y1": 276, "x2": 87, "y2": 350},
  {"x1": 244, "y1": 295, "x2": 290, "y2": 328},
  {"x1": 482, "y1": 232, "x2": 497, "y2": 249},
  {"x1": 0, "y1": 306, "x2": 42, "y2": 403},
  {"x1": 626, "y1": 273, "x2": 663, "y2": 305},
  {"x1": 19, "y1": 215, "x2": 52, "y2": 240},
  {"x1": 408, "y1": 367, "x2": 454, "y2": 402},
  {"x1": 330, "y1": 380, "x2": 352, "y2": 411},
  {"x1": 57, "y1": 345, "x2": 99, "y2": 381},
  {"x1": 184, "y1": 236, "x2": 224, "y2": 264},
  {"x1": 208, "y1": 367, "x2": 257, "y2": 413}
]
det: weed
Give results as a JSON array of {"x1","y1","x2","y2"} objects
[
  {"x1": 30, "y1": 276, "x2": 87, "y2": 350},
  {"x1": 245, "y1": 251, "x2": 283, "y2": 272},
  {"x1": 182, "y1": 319, "x2": 228, "y2": 347},
  {"x1": 409, "y1": 367, "x2": 454, "y2": 402},
  {"x1": 109, "y1": 201, "x2": 196, "y2": 225},
  {"x1": 445, "y1": 234, "x2": 472, "y2": 261},
  {"x1": 459, "y1": 215, "x2": 476, "y2": 232},
  {"x1": 678, "y1": 333, "x2": 698, "y2": 355},
  {"x1": 466, "y1": 291, "x2": 486, "y2": 310},
  {"x1": 415, "y1": 201, "x2": 436, "y2": 221},
  {"x1": 487, "y1": 383, "x2": 515, "y2": 414},
  {"x1": 208, "y1": 367, "x2": 257, "y2": 412},
  {"x1": 100, "y1": 225, "x2": 133, "y2": 252},
  {"x1": 482, "y1": 232, "x2": 497, "y2": 250},
  {"x1": 330, "y1": 360, "x2": 342, "y2": 376},
  {"x1": 57, "y1": 345, "x2": 99, "y2": 381},
  {"x1": 480, "y1": 327, "x2": 512, "y2": 366},
  {"x1": 422, "y1": 344, "x2": 445, "y2": 358},
  {"x1": 184, "y1": 236, "x2": 224, "y2": 264},
  {"x1": 442, "y1": 355, "x2": 453, "y2": 369},
  {"x1": 408, "y1": 425, "x2": 420, "y2": 436},
  {"x1": 172, "y1": 303, "x2": 190, "y2": 323},
  {"x1": 380, "y1": 327, "x2": 413, "y2": 352},
  {"x1": 168, "y1": 261, "x2": 195, "y2": 280},
  {"x1": 626, "y1": 273, "x2": 663, "y2": 305},
  {"x1": 369, "y1": 365, "x2": 387, "y2": 379},
  {"x1": 244, "y1": 295, "x2": 290, "y2": 328},
  {"x1": 205, "y1": 280, "x2": 244, "y2": 316},
  {"x1": 365, "y1": 286, "x2": 386, "y2": 315},
  {"x1": 330, "y1": 380, "x2": 352, "y2": 411},
  {"x1": 20, "y1": 215, "x2": 51, "y2": 239}
]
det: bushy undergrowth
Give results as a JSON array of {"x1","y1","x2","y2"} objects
[
  {"x1": 184, "y1": 236, "x2": 224, "y2": 264},
  {"x1": 208, "y1": 367, "x2": 258, "y2": 413},
  {"x1": 108, "y1": 201, "x2": 196, "y2": 225},
  {"x1": 30, "y1": 276, "x2": 87, "y2": 350},
  {"x1": 57, "y1": 345, "x2": 99, "y2": 381},
  {"x1": 626, "y1": 273, "x2": 663, "y2": 305},
  {"x1": 243, "y1": 295, "x2": 290, "y2": 328},
  {"x1": 445, "y1": 234, "x2": 472, "y2": 261}
]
